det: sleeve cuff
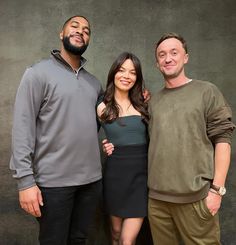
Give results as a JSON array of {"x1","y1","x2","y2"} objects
[
  {"x1": 17, "y1": 175, "x2": 36, "y2": 190},
  {"x1": 214, "y1": 137, "x2": 232, "y2": 145}
]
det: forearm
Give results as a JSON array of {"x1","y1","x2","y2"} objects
[
  {"x1": 10, "y1": 99, "x2": 36, "y2": 189},
  {"x1": 10, "y1": 68, "x2": 42, "y2": 190},
  {"x1": 213, "y1": 142, "x2": 231, "y2": 186},
  {"x1": 10, "y1": 153, "x2": 36, "y2": 190}
]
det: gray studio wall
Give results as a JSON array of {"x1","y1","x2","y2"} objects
[{"x1": 0, "y1": 0, "x2": 235, "y2": 244}]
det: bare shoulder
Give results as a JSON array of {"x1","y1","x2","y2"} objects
[{"x1": 97, "y1": 102, "x2": 106, "y2": 118}]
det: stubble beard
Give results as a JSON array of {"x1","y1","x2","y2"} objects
[{"x1": 162, "y1": 66, "x2": 184, "y2": 80}]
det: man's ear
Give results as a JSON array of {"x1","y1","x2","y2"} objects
[
  {"x1": 184, "y1": 53, "x2": 189, "y2": 64},
  {"x1": 59, "y1": 32, "x2": 63, "y2": 40}
]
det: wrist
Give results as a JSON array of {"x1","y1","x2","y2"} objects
[
  {"x1": 210, "y1": 184, "x2": 226, "y2": 196},
  {"x1": 209, "y1": 188, "x2": 221, "y2": 196},
  {"x1": 17, "y1": 175, "x2": 36, "y2": 191}
]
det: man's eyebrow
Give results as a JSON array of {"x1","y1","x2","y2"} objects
[
  {"x1": 70, "y1": 21, "x2": 79, "y2": 25},
  {"x1": 71, "y1": 21, "x2": 90, "y2": 31},
  {"x1": 158, "y1": 48, "x2": 177, "y2": 53}
]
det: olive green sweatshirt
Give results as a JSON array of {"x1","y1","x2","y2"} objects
[{"x1": 148, "y1": 80, "x2": 235, "y2": 203}]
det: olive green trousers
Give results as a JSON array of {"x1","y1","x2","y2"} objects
[{"x1": 148, "y1": 198, "x2": 221, "y2": 245}]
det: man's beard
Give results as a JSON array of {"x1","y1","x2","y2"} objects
[{"x1": 62, "y1": 36, "x2": 88, "y2": 56}]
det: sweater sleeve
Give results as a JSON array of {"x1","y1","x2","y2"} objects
[
  {"x1": 10, "y1": 67, "x2": 45, "y2": 190},
  {"x1": 96, "y1": 92, "x2": 105, "y2": 131},
  {"x1": 205, "y1": 84, "x2": 235, "y2": 144}
]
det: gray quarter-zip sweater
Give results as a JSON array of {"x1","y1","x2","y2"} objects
[{"x1": 10, "y1": 50, "x2": 103, "y2": 190}]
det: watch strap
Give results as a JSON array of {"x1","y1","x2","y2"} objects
[{"x1": 210, "y1": 184, "x2": 220, "y2": 191}]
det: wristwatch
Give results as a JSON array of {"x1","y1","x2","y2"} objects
[{"x1": 210, "y1": 184, "x2": 226, "y2": 196}]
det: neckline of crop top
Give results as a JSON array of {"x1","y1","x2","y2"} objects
[{"x1": 118, "y1": 115, "x2": 141, "y2": 119}]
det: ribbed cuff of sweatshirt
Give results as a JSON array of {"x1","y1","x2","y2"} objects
[
  {"x1": 17, "y1": 175, "x2": 36, "y2": 191},
  {"x1": 214, "y1": 137, "x2": 232, "y2": 145}
]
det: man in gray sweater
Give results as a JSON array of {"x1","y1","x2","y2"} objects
[{"x1": 10, "y1": 15, "x2": 102, "y2": 245}]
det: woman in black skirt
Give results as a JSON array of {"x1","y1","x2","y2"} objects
[{"x1": 97, "y1": 52, "x2": 150, "y2": 245}]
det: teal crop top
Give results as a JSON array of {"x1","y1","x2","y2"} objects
[{"x1": 101, "y1": 115, "x2": 148, "y2": 146}]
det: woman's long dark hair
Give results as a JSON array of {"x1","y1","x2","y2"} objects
[{"x1": 101, "y1": 52, "x2": 150, "y2": 124}]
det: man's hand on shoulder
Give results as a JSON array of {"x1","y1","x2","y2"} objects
[{"x1": 19, "y1": 185, "x2": 43, "y2": 217}]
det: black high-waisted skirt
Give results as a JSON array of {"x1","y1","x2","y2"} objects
[{"x1": 103, "y1": 144, "x2": 148, "y2": 218}]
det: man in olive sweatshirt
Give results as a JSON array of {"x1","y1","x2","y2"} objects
[{"x1": 148, "y1": 33, "x2": 235, "y2": 244}]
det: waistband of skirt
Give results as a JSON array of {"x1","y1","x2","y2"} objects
[{"x1": 112, "y1": 144, "x2": 148, "y2": 155}]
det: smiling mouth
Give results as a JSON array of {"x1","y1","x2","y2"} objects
[
  {"x1": 164, "y1": 65, "x2": 175, "y2": 69},
  {"x1": 120, "y1": 80, "x2": 131, "y2": 85},
  {"x1": 71, "y1": 35, "x2": 84, "y2": 43}
]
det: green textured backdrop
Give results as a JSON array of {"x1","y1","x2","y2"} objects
[{"x1": 0, "y1": 0, "x2": 235, "y2": 244}]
